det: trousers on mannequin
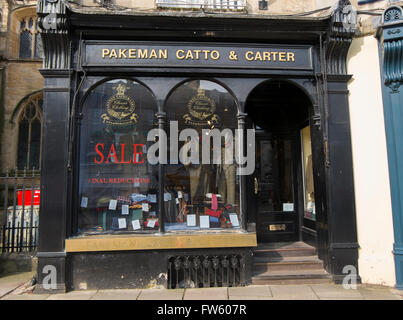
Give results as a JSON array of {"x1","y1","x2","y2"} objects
[
  {"x1": 217, "y1": 163, "x2": 236, "y2": 205},
  {"x1": 188, "y1": 164, "x2": 211, "y2": 204}
]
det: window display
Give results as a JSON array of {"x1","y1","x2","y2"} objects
[
  {"x1": 301, "y1": 125, "x2": 316, "y2": 220},
  {"x1": 78, "y1": 79, "x2": 159, "y2": 235},
  {"x1": 164, "y1": 80, "x2": 240, "y2": 231}
]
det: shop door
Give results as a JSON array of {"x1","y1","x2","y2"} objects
[{"x1": 254, "y1": 132, "x2": 299, "y2": 243}]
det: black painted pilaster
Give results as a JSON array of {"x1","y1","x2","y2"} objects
[
  {"x1": 36, "y1": 70, "x2": 71, "y2": 292},
  {"x1": 322, "y1": 0, "x2": 360, "y2": 283},
  {"x1": 325, "y1": 76, "x2": 360, "y2": 283},
  {"x1": 36, "y1": 0, "x2": 71, "y2": 293}
]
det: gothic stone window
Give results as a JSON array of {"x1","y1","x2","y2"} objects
[
  {"x1": 17, "y1": 94, "x2": 43, "y2": 170},
  {"x1": 19, "y1": 16, "x2": 43, "y2": 59}
]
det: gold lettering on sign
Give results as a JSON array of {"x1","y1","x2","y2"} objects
[
  {"x1": 244, "y1": 51, "x2": 296, "y2": 62},
  {"x1": 100, "y1": 47, "x2": 298, "y2": 63},
  {"x1": 102, "y1": 48, "x2": 168, "y2": 60}
]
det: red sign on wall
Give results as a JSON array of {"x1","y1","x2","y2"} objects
[{"x1": 17, "y1": 189, "x2": 40, "y2": 206}]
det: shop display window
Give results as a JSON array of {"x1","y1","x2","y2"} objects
[
  {"x1": 78, "y1": 79, "x2": 159, "y2": 235},
  {"x1": 164, "y1": 80, "x2": 241, "y2": 231},
  {"x1": 301, "y1": 125, "x2": 316, "y2": 221}
]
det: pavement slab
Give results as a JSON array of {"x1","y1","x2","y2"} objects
[
  {"x1": 0, "y1": 272, "x2": 36, "y2": 298},
  {"x1": 184, "y1": 287, "x2": 228, "y2": 300},
  {"x1": 358, "y1": 287, "x2": 402, "y2": 300},
  {"x1": 46, "y1": 290, "x2": 98, "y2": 300},
  {"x1": 137, "y1": 289, "x2": 184, "y2": 300},
  {"x1": 2, "y1": 293, "x2": 50, "y2": 300},
  {"x1": 310, "y1": 284, "x2": 364, "y2": 300},
  {"x1": 91, "y1": 289, "x2": 141, "y2": 300},
  {"x1": 228, "y1": 285, "x2": 272, "y2": 298},
  {"x1": 270, "y1": 285, "x2": 318, "y2": 300}
]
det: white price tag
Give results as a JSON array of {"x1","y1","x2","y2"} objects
[
  {"x1": 132, "y1": 220, "x2": 141, "y2": 230},
  {"x1": 109, "y1": 199, "x2": 117, "y2": 210},
  {"x1": 229, "y1": 214, "x2": 240, "y2": 227},
  {"x1": 81, "y1": 197, "x2": 88, "y2": 208},
  {"x1": 147, "y1": 220, "x2": 156, "y2": 228},
  {"x1": 118, "y1": 218, "x2": 126, "y2": 229},
  {"x1": 187, "y1": 214, "x2": 196, "y2": 227},
  {"x1": 200, "y1": 216, "x2": 210, "y2": 229},
  {"x1": 121, "y1": 205, "x2": 129, "y2": 215},
  {"x1": 142, "y1": 203, "x2": 149, "y2": 212},
  {"x1": 283, "y1": 203, "x2": 294, "y2": 212}
]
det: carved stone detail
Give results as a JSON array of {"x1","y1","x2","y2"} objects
[
  {"x1": 325, "y1": 0, "x2": 356, "y2": 75},
  {"x1": 37, "y1": 0, "x2": 70, "y2": 69}
]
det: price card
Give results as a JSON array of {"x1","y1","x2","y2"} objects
[
  {"x1": 164, "y1": 193, "x2": 172, "y2": 201},
  {"x1": 283, "y1": 203, "x2": 294, "y2": 212},
  {"x1": 187, "y1": 214, "x2": 196, "y2": 227},
  {"x1": 142, "y1": 203, "x2": 149, "y2": 212},
  {"x1": 175, "y1": 198, "x2": 179, "y2": 204},
  {"x1": 81, "y1": 197, "x2": 88, "y2": 208},
  {"x1": 149, "y1": 211, "x2": 156, "y2": 217},
  {"x1": 109, "y1": 199, "x2": 117, "y2": 210},
  {"x1": 121, "y1": 205, "x2": 129, "y2": 215},
  {"x1": 118, "y1": 218, "x2": 126, "y2": 229},
  {"x1": 132, "y1": 220, "x2": 141, "y2": 230},
  {"x1": 200, "y1": 215, "x2": 210, "y2": 229},
  {"x1": 178, "y1": 191, "x2": 183, "y2": 199},
  {"x1": 229, "y1": 214, "x2": 240, "y2": 227},
  {"x1": 147, "y1": 220, "x2": 156, "y2": 228}
]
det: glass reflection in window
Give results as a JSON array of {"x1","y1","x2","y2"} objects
[
  {"x1": 164, "y1": 80, "x2": 241, "y2": 231},
  {"x1": 78, "y1": 79, "x2": 159, "y2": 235}
]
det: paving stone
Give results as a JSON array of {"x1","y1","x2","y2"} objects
[
  {"x1": 46, "y1": 290, "x2": 97, "y2": 300},
  {"x1": 358, "y1": 287, "x2": 401, "y2": 300},
  {"x1": 229, "y1": 295, "x2": 274, "y2": 300},
  {"x1": 2, "y1": 293, "x2": 50, "y2": 300},
  {"x1": 228, "y1": 285, "x2": 272, "y2": 297},
  {"x1": 91, "y1": 289, "x2": 141, "y2": 300},
  {"x1": 310, "y1": 284, "x2": 363, "y2": 299},
  {"x1": 0, "y1": 272, "x2": 35, "y2": 298},
  {"x1": 270, "y1": 285, "x2": 318, "y2": 300},
  {"x1": 137, "y1": 289, "x2": 184, "y2": 300},
  {"x1": 184, "y1": 287, "x2": 228, "y2": 300}
]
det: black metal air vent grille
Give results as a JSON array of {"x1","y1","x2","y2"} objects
[{"x1": 168, "y1": 254, "x2": 245, "y2": 289}]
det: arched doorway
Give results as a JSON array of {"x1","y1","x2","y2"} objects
[{"x1": 245, "y1": 80, "x2": 317, "y2": 246}]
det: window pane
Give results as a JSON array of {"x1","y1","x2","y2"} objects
[
  {"x1": 164, "y1": 80, "x2": 240, "y2": 231},
  {"x1": 301, "y1": 126, "x2": 315, "y2": 220},
  {"x1": 29, "y1": 119, "x2": 41, "y2": 170},
  {"x1": 19, "y1": 30, "x2": 32, "y2": 58},
  {"x1": 17, "y1": 120, "x2": 29, "y2": 169},
  {"x1": 34, "y1": 33, "x2": 43, "y2": 59},
  {"x1": 257, "y1": 137, "x2": 294, "y2": 212},
  {"x1": 78, "y1": 79, "x2": 159, "y2": 235}
]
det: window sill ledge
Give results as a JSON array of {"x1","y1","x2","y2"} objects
[{"x1": 65, "y1": 231, "x2": 257, "y2": 252}]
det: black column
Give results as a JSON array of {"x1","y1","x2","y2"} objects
[
  {"x1": 322, "y1": 0, "x2": 360, "y2": 283},
  {"x1": 36, "y1": 70, "x2": 71, "y2": 292},
  {"x1": 36, "y1": 0, "x2": 71, "y2": 292},
  {"x1": 325, "y1": 76, "x2": 359, "y2": 283}
]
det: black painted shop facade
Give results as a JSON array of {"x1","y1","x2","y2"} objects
[{"x1": 36, "y1": 0, "x2": 360, "y2": 291}]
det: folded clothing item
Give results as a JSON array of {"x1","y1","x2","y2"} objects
[
  {"x1": 210, "y1": 216, "x2": 220, "y2": 228},
  {"x1": 130, "y1": 193, "x2": 148, "y2": 203},
  {"x1": 205, "y1": 208, "x2": 222, "y2": 218}
]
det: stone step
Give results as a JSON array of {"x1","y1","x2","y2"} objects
[
  {"x1": 253, "y1": 256, "x2": 324, "y2": 272},
  {"x1": 252, "y1": 269, "x2": 332, "y2": 285},
  {"x1": 254, "y1": 242, "x2": 316, "y2": 258}
]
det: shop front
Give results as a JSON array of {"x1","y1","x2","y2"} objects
[{"x1": 36, "y1": 0, "x2": 360, "y2": 291}]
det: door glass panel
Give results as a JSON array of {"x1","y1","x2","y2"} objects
[
  {"x1": 257, "y1": 137, "x2": 294, "y2": 212},
  {"x1": 301, "y1": 126, "x2": 316, "y2": 220}
]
